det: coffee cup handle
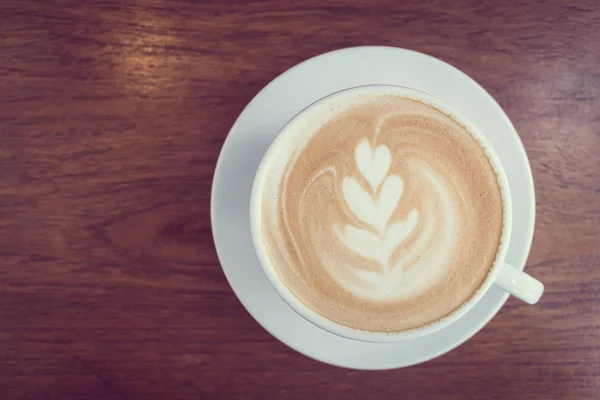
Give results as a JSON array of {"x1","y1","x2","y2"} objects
[{"x1": 493, "y1": 262, "x2": 544, "y2": 304}]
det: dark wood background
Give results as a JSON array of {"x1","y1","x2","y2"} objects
[{"x1": 1, "y1": 0, "x2": 599, "y2": 399}]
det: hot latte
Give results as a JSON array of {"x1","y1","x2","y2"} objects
[{"x1": 256, "y1": 94, "x2": 504, "y2": 332}]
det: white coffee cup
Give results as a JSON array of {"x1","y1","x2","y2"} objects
[{"x1": 250, "y1": 85, "x2": 543, "y2": 342}]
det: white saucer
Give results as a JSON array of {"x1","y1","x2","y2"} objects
[{"x1": 211, "y1": 46, "x2": 535, "y2": 370}]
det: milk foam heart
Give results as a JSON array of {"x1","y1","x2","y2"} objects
[
  {"x1": 355, "y1": 139, "x2": 391, "y2": 191},
  {"x1": 258, "y1": 95, "x2": 504, "y2": 332}
]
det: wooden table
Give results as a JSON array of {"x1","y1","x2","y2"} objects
[{"x1": 2, "y1": 1, "x2": 599, "y2": 399}]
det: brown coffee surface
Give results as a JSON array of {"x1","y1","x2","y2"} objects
[{"x1": 260, "y1": 95, "x2": 504, "y2": 332}]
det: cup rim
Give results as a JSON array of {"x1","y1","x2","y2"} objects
[{"x1": 249, "y1": 84, "x2": 513, "y2": 342}]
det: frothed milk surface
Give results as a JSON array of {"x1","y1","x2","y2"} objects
[{"x1": 258, "y1": 94, "x2": 504, "y2": 332}]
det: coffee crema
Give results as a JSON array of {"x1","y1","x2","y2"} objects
[{"x1": 259, "y1": 95, "x2": 504, "y2": 332}]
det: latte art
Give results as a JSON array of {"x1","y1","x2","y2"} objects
[
  {"x1": 334, "y1": 138, "x2": 451, "y2": 301},
  {"x1": 259, "y1": 95, "x2": 504, "y2": 332}
]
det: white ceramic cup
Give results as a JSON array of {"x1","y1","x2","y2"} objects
[{"x1": 250, "y1": 85, "x2": 543, "y2": 342}]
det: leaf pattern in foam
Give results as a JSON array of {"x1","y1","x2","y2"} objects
[{"x1": 335, "y1": 139, "x2": 420, "y2": 289}]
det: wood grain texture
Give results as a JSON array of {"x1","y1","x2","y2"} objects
[{"x1": 1, "y1": 0, "x2": 599, "y2": 399}]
